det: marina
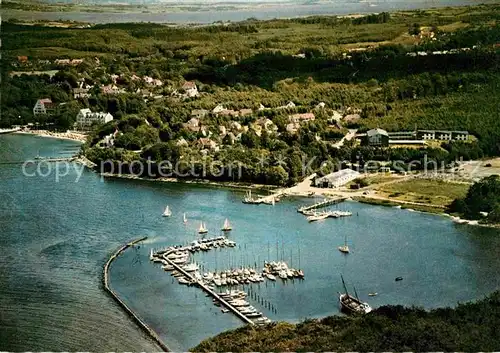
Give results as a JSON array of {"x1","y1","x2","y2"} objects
[{"x1": 149, "y1": 234, "x2": 305, "y2": 326}]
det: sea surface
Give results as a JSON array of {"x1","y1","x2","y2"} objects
[
  {"x1": 3, "y1": 0, "x2": 494, "y2": 24},
  {"x1": 1, "y1": 134, "x2": 500, "y2": 350}
]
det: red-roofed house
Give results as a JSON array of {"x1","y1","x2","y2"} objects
[
  {"x1": 182, "y1": 81, "x2": 199, "y2": 97},
  {"x1": 33, "y1": 98, "x2": 56, "y2": 116},
  {"x1": 17, "y1": 56, "x2": 28, "y2": 63}
]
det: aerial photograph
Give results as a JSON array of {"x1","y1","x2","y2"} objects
[{"x1": 1, "y1": 0, "x2": 500, "y2": 351}]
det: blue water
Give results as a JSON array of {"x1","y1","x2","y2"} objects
[
  {"x1": 3, "y1": 0, "x2": 494, "y2": 24},
  {"x1": 1, "y1": 134, "x2": 500, "y2": 350}
]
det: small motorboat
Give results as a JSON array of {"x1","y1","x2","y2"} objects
[
  {"x1": 395, "y1": 276, "x2": 403, "y2": 281},
  {"x1": 368, "y1": 292, "x2": 378, "y2": 297}
]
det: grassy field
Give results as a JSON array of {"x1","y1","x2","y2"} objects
[{"x1": 375, "y1": 178, "x2": 470, "y2": 207}]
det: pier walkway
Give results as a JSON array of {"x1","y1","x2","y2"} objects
[
  {"x1": 298, "y1": 196, "x2": 347, "y2": 214},
  {"x1": 160, "y1": 250, "x2": 255, "y2": 326}
]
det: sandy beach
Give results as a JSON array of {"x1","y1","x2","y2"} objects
[{"x1": 15, "y1": 130, "x2": 87, "y2": 143}]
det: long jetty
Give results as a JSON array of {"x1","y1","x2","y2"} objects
[
  {"x1": 160, "y1": 250, "x2": 255, "y2": 326},
  {"x1": 298, "y1": 196, "x2": 347, "y2": 214},
  {"x1": 104, "y1": 237, "x2": 171, "y2": 352}
]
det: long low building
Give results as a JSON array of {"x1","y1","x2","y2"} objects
[{"x1": 314, "y1": 169, "x2": 361, "y2": 188}]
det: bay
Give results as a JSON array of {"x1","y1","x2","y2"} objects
[
  {"x1": 3, "y1": 0, "x2": 494, "y2": 24},
  {"x1": 1, "y1": 134, "x2": 500, "y2": 351}
]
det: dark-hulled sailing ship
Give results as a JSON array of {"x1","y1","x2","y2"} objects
[{"x1": 338, "y1": 274, "x2": 372, "y2": 315}]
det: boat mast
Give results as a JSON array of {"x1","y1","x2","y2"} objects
[
  {"x1": 353, "y1": 285, "x2": 360, "y2": 301},
  {"x1": 341, "y1": 274, "x2": 349, "y2": 296}
]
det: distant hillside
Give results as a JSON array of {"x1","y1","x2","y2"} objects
[{"x1": 193, "y1": 291, "x2": 500, "y2": 352}]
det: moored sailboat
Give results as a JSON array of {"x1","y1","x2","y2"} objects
[
  {"x1": 162, "y1": 206, "x2": 172, "y2": 217},
  {"x1": 198, "y1": 222, "x2": 208, "y2": 234},
  {"x1": 183, "y1": 213, "x2": 187, "y2": 224},
  {"x1": 221, "y1": 218, "x2": 232, "y2": 231},
  {"x1": 338, "y1": 234, "x2": 349, "y2": 253},
  {"x1": 338, "y1": 275, "x2": 372, "y2": 315}
]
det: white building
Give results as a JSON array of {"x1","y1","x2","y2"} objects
[
  {"x1": 182, "y1": 81, "x2": 198, "y2": 97},
  {"x1": 75, "y1": 109, "x2": 113, "y2": 129},
  {"x1": 314, "y1": 169, "x2": 361, "y2": 188},
  {"x1": 33, "y1": 98, "x2": 56, "y2": 116}
]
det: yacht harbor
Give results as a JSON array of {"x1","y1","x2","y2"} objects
[{"x1": 149, "y1": 233, "x2": 305, "y2": 326}]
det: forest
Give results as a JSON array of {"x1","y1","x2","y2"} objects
[
  {"x1": 2, "y1": 3, "x2": 500, "y2": 185},
  {"x1": 193, "y1": 290, "x2": 500, "y2": 352},
  {"x1": 449, "y1": 175, "x2": 500, "y2": 223}
]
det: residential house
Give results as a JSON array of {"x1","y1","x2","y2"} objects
[
  {"x1": 197, "y1": 138, "x2": 218, "y2": 151},
  {"x1": 33, "y1": 98, "x2": 56, "y2": 116},
  {"x1": 176, "y1": 138, "x2": 189, "y2": 147},
  {"x1": 314, "y1": 169, "x2": 361, "y2": 188},
  {"x1": 218, "y1": 109, "x2": 239, "y2": 117},
  {"x1": 75, "y1": 109, "x2": 113, "y2": 129},
  {"x1": 73, "y1": 88, "x2": 90, "y2": 99},
  {"x1": 239, "y1": 109, "x2": 253, "y2": 116},
  {"x1": 316, "y1": 102, "x2": 326, "y2": 109},
  {"x1": 286, "y1": 122, "x2": 300, "y2": 134},
  {"x1": 278, "y1": 101, "x2": 296, "y2": 109},
  {"x1": 289, "y1": 113, "x2": 315, "y2": 124},
  {"x1": 212, "y1": 104, "x2": 226, "y2": 114},
  {"x1": 183, "y1": 117, "x2": 201, "y2": 133},
  {"x1": 17, "y1": 56, "x2": 28, "y2": 63},
  {"x1": 182, "y1": 81, "x2": 199, "y2": 97},
  {"x1": 256, "y1": 117, "x2": 277, "y2": 132},
  {"x1": 363, "y1": 128, "x2": 389, "y2": 147},
  {"x1": 224, "y1": 132, "x2": 237, "y2": 145},
  {"x1": 230, "y1": 121, "x2": 242, "y2": 131},
  {"x1": 344, "y1": 114, "x2": 361, "y2": 124},
  {"x1": 191, "y1": 109, "x2": 209, "y2": 119},
  {"x1": 219, "y1": 125, "x2": 227, "y2": 136},
  {"x1": 101, "y1": 85, "x2": 124, "y2": 95}
]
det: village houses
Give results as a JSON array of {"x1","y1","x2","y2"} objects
[{"x1": 182, "y1": 81, "x2": 199, "y2": 97}]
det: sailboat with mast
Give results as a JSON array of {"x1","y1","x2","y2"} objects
[
  {"x1": 338, "y1": 274, "x2": 372, "y2": 314},
  {"x1": 183, "y1": 213, "x2": 187, "y2": 224},
  {"x1": 198, "y1": 222, "x2": 208, "y2": 234},
  {"x1": 162, "y1": 206, "x2": 172, "y2": 217},
  {"x1": 338, "y1": 234, "x2": 349, "y2": 253},
  {"x1": 221, "y1": 218, "x2": 232, "y2": 232}
]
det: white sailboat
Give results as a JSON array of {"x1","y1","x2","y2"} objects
[
  {"x1": 162, "y1": 206, "x2": 172, "y2": 217},
  {"x1": 221, "y1": 218, "x2": 232, "y2": 231},
  {"x1": 338, "y1": 234, "x2": 349, "y2": 254},
  {"x1": 183, "y1": 213, "x2": 187, "y2": 224},
  {"x1": 198, "y1": 222, "x2": 208, "y2": 234}
]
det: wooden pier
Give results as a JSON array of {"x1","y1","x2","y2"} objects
[
  {"x1": 104, "y1": 237, "x2": 171, "y2": 352},
  {"x1": 298, "y1": 196, "x2": 347, "y2": 214},
  {"x1": 160, "y1": 250, "x2": 255, "y2": 326}
]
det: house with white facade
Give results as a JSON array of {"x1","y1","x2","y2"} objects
[
  {"x1": 75, "y1": 109, "x2": 113, "y2": 130},
  {"x1": 33, "y1": 98, "x2": 56, "y2": 116},
  {"x1": 182, "y1": 81, "x2": 198, "y2": 97}
]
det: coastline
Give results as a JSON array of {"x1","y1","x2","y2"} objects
[
  {"x1": 103, "y1": 237, "x2": 170, "y2": 352},
  {"x1": 100, "y1": 172, "x2": 280, "y2": 192},
  {"x1": 14, "y1": 130, "x2": 87, "y2": 143}
]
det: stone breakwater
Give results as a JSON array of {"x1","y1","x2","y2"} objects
[{"x1": 104, "y1": 237, "x2": 170, "y2": 352}]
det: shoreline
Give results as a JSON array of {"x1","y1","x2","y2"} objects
[
  {"x1": 100, "y1": 172, "x2": 281, "y2": 192},
  {"x1": 103, "y1": 237, "x2": 171, "y2": 352},
  {"x1": 14, "y1": 130, "x2": 87, "y2": 143},
  {"x1": 354, "y1": 196, "x2": 500, "y2": 229}
]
